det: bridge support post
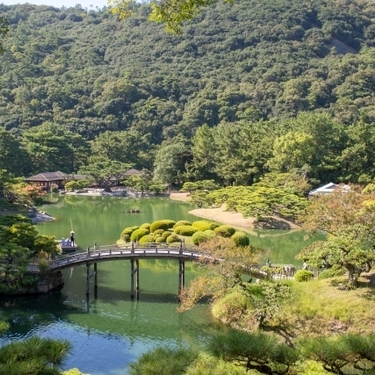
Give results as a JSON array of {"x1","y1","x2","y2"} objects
[
  {"x1": 178, "y1": 259, "x2": 185, "y2": 295},
  {"x1": 86, "y1": 262, "x2": 90, "y2": 296},
  {"x1": 94, "y1": 262, "x2": 98, "y2": 299},
  {"x1": 130, "y1": 259, "x2": 139, "y2": 300}
]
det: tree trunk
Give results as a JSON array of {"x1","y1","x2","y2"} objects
[{"x1": 345, "y1": 264, "x2": 357, "y2": 288}]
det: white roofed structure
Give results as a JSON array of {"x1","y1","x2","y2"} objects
[{"x1": 308, "y1": 182, "x2": 350, "y2": 197}]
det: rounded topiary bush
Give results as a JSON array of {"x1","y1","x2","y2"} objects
[
  {"x1": 140, "y1": 223, "x2": 151, "y2": 230},
  {"x1": 150, "y1": 219, "x2": 176, "y2": 233},
  {"x1": 155, "y1": 236, "x2": 165, "y2": 243},
  {"x1": 192, "y1": 220, "x2": 218, "y2": 231},
  {"x1": 192, "y1": 231, "x2": 213, "y2": 245},
  {"x1": 174, "y1": 225, "x2": 199, "y2": 236},
  {"x1": 122, "y1": 234, "x2": 130, "y2": 242},
  {"x1": 214, "y1": 225, "x2": 236, "y2": 237},
  {"x1": 121, "y1": 226, "x2": 138, "y2": 238},
  {"x1": 294, "y1": 270, "x2": 314, "y2": 282},
  {"x1": 162, "y1": 231, "x2": 172, "y2": 239},
  {"x1": 204, "y1": 229, "x2": 216, "y2": 238},
  {"x1": 153, "y1": 229, "x2": 165, "y2": 236},
  {"x1": 166, "y1": 233, "x2": 181, "y2": 244},
  {"x1": 231, "y1": 231, "x2": 250, "y2": 246},
  {"x1": 173, "y1": 220, "x2": 192, "y2": 229},
  {"x1": 139, "y1": 234, "x2": 154, "y2": 243},
  {"x1": 131, "y1": 228, "x2": 150, "y2": 242}
]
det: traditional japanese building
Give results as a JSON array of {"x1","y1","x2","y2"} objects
[{"x1": 25, "y1": 171, "x2": 67, "y2": 190}]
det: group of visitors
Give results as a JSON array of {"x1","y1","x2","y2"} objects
[{"x1": 60, "y1": 232, "x2": 75, "y2": 247}]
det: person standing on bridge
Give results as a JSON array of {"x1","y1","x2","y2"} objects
[{"x1": 70, "y1": 231, "x2": 75, "y2": 247}]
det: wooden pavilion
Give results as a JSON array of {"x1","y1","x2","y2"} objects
[{"x1": 25, "y1": 171, "x2": 67, "y2": 190}]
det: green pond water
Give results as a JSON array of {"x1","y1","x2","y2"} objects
[{"x1": 0, "y1": 195, "x2": 318, "y2": 374}]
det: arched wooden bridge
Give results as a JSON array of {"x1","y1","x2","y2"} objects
[{"x1": 27, "y1": 242, "x2": 268, "y2": 299}]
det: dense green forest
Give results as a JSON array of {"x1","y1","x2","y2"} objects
[{"x1": 2, "y1": 0, "x2": 375, "y2": 187}]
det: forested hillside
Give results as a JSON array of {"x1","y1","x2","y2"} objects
[{"x1": 2, "y1": 0, "x2": 375, "y2": 186}]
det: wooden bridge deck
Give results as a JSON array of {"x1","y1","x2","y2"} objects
[{"x1": 27, "y1": 243, "x2": 268, "y2": 279}]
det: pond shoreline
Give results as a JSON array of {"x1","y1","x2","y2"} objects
[{"x1": 169, "y1": 192, "x2": 300, "y2": 230}]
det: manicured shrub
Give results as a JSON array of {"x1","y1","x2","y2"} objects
[
  {"x1": 204, "y1": 229, "x2": 216, "y2": 238},
  {"x1": 294, "y1": 270, "x2": 314, "y2": 282},
  {"x1": 122, "y1": 234, "x2": 130, "y2": 242},
  {"x1": 174, "y1": 225, "x2": 199, "y2": 236},
  {"x1": 214, "y1": 225, "x2": 236, "y2": 237},
  {"x1": 121, "y1": 226, "x2": 138, "y2": 238},
  {"x1": 173, "y1": 220, "x2": 192, "y2": 229},
  {"x1": 150, "y1": 219, "x2": 176, "y2": 232},
  {"x1": 140, "y1": 223, "x2": 150, "y2": 230},
  {"x1": 192, "y1": 231, "x2": 213, "y2": 245},
  {"x1": 162, "y1": 231, "x2": 172, "y2": 239},
  {"x1": 153, "y1": 229, "x2": 165, "y2": 236},
  {"x1": 163, "y1": 219, "x2": 176, "y2": 228},
  {"x1": 193, "y1": 220, "x2": 218, "y2": 231},
  {"x1": 231, "y1": 231, "x2": 250, "y2": 246},
  {"x1": 166, "y1": 233, "x2": 181, "y2": 244},
  {"x1": 155, "y1": 236, "x2": 165, "y2": 243},
  {"x1": 131, "y1": 228, "x2": 150, "y2": 242},
  {"x1": 139, "y1": 234, "x2": 154, "y2": 243}
]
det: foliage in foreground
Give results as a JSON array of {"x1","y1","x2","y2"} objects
[
  {"x1": 129, "y1": 346, "x2": 199, "y2": 375},
  {"x1": 129, "y1": 331, "x2": 375, "y2": 375},
  {"x1": 0, "y1": 336, "x2": 71, "y2": 375}
]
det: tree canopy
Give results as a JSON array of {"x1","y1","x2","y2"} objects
[
  {"x1": 297, "y1": 185, "x2": 375, "y2": 287},
  {"x1": 2, "y1": 1, "x2": 375, "y2": 186}
]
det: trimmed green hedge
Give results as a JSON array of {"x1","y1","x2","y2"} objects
[
  {"x1": 150, "y1": 219, "x2": 176, "y2": 232},
  {"x1": 166, "y1": 233, "x2": 181, "y2": 243},
  {"x1": 162, "y1": 231, "x2": 172, "y2": 239},
  {"x1": 131, "y1": 228, "x2": 150, "y2": 242},
  {"x1": 214, "y1": 225, "x2": 236, "y2": 237},
  {"x1": 139, "y1": 234, "x2": 154, "y2": 243},
  {"x1": 192, "y1": 231, "x2": 212, "y2": 245},
  {"x1": 231, "y1": 231, "x2": 250, "y2": 246},
  {"x1": 155, "y1": 236, "x2": 165, "y2": 243},
  {"x1": 173, "y1": 220, "x2": 192, "y2": 228},
  {"x1": 140, "y1": 223, "x2": 151, "y2": 230},
  {"x1": 204, "y1": 229, "x2": 216, "y2": 238},
  {"x1": 294, "y1": 270, "x2": 314, "y2": 282},
  {"x1": 174, "y1": 225, "x2": 199, "y2": 236},
  {"x1": 121, "y1": 226, "x2": 139, "y2": 239},
  {"x1": 192, "y1": 220, "x2": 218, "y2": 231}
]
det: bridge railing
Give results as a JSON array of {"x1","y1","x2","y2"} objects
[{"x1": 43, "y1": 243, "x2": 206, "y2": 270}]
